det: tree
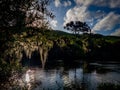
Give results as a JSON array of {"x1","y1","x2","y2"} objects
[
  {"x1": 26, "y1": 0, "x2": 55, "y2": 28},
  {"x1": 64, "y1": 21, "x2": 91, "y2": 34},
  {"x1": 0, "y1": 0, "x2": 54, "y2": 29}
]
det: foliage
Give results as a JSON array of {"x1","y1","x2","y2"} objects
[
  {"x1": 1, "y1": 27, "x2": 120, "y2": 64},
  {"x1": 64, "y1": 21, "x2": 91, "y2": 34},
  {"x1": 0, "y1": 58, "x2": 22, "y2": 84},
  {"x1": 0, "y1": 0, "x2": 54, "y2": 28},
  {"x1": 98, "y1": 83, "x2": 120, "y2": 90}
]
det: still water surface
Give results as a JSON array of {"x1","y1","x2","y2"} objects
[{"x1": 20, "y1": 62, "x2": 120, "y2": 90}]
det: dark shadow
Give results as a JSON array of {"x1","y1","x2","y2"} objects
[{"x1": 21, "y1": 50, "x2": 41, "y2": 67}]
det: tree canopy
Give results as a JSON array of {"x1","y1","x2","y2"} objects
[
  {"x1": 64, "y1": 21, "x2": 91, "y2": 34},
  {"x1": 0, "y1": 0, "x2": 54, "y2": 29}
]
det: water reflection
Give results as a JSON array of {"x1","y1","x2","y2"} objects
[
  {"x1": 25, "y1": 69, "x2": 35, "y2": 90},
  {"x1": 1, "y1": 62, "x2": 120, "y2": 90}
]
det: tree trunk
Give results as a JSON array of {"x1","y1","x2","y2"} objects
[{"x1": 39, "y1": 46, "x2": 48, "y2": 69}]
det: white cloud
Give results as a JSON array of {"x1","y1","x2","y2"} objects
[
  {"x1": 63, "y1": 6, "x2": 89, "y2": 26},
  {"x1": 63, "y1": 5, "x2": 105, "y2": 27},
  {"x1": 54, "y1": 0, "x2": 61, "y2": 7},
  {"x1": 110, "y1": 0, "x2": 120, "y2": 8},
  {"x1": 64, "y1": 0, "x2": 108, "y2": 27},
  {"x1": 111, "y1": 28, "x2": 120, "y2": 36},
  {"x1": 74, "y1": 0, "x2": 120, "y2": 8},
  {"x1": 92, "y1": 12, "x2": 120, "y2": 32},
  {"x1": 54, "y1": 0, "x2": 71, "y2": 7},
  {"x1": 50, "y1": 20, "x2": 58, "y2": 28},
  {"x1": 74, "y1": 0, "x2": 93, "y2": 6},
  {"x1": 64, "y1": 0, "x2": 72, "y2": 7},
  {"x1": 64, "y1": 0, "x2": 120, "y2": 34}
]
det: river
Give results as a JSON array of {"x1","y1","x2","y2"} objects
[
  {"x1": 20, "y1": 61, "x2": 120, "y2": 90},
  {"x1": 1, "y1": 61, "x2": 120, "y2": 90}
]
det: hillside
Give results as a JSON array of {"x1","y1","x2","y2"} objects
[{"x1": 0, "y1": 27, "x2": 120, "y2": 64}]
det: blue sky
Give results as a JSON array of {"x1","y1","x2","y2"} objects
[{"x1": 49, "y1": 0, "x2": 120, "y2": 36}]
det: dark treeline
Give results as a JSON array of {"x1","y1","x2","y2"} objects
[{"x1": 1, "y1": 27, "x2": 120, "y2": 66}]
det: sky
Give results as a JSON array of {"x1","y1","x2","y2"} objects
[{"x1": 49, "y1": 0, "x2": 120, "y2": 36}]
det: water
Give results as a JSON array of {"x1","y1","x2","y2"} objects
[
  {"x1": 1, "y1": 61, "x2": 120, "y2": 90},
  {"x1": 20, "y1": 62, "x2": 120, "y2": 90}
]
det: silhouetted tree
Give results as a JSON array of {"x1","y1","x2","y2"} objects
[
  {"x1": 64, "y1": 21, "x2": 91, "y2": 34},
  {"x1": 0, "y1": 0, "x2": 54, "y2": 29}
]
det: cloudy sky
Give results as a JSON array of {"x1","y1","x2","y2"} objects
[{"x1": 49, "y1": 0, "x2": 120, "y2": 36}]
